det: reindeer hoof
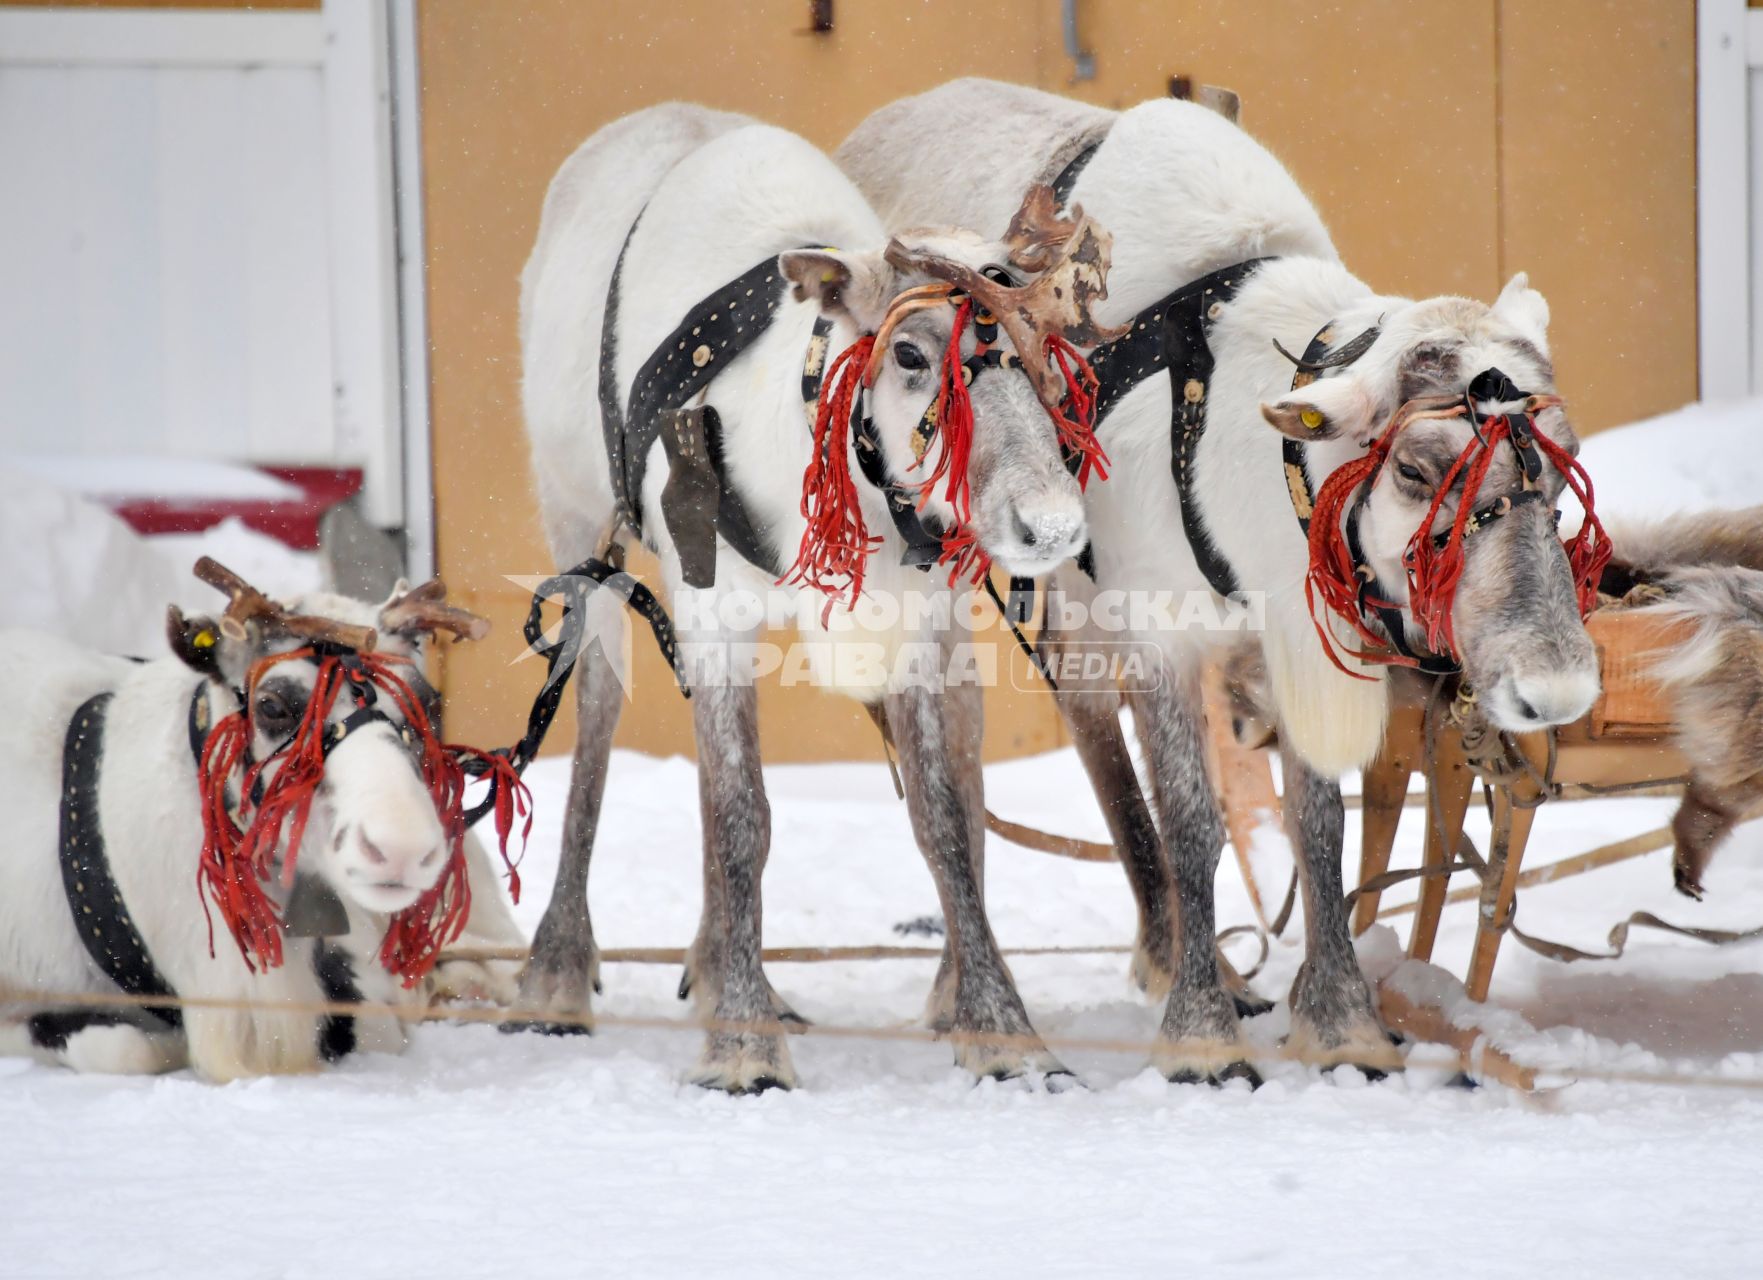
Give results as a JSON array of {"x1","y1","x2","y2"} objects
[
  {"x1": 1674, "y1": 868, "x2": 1706, "y2": 901},
  {"x1": 498, "y1": 1018, "x2": 592, "y2": 1037},
  {"x1": 1215, "y1": 1059, "x2": 1264, "y2": 1088},
  {"x1": 1444, "y1": 1070, "x2": 1480, "y2": 1091},
  {"x1": 1232, "y1": 990, "x2": 1275, "y2": 1020},
  {"x1": 1326, "y1": 1061, "x2": 1391, "y2": 1084},
  {"x1": 1167, "y1": 1060, "x2": 1262, "y2": 1089},
  {"x1": 732, "y1": 1074, "x2": 791, "y2": 1096},
  {"x1": 676, "y1": 968, "x2": 693, "y2": 1000},
  {"x1": 1043, "y1": 1069, "x2": 1087, "y2": 1094},
  {"x1": 691, "y1": 1029, "x2": 796, "y2": 1094},
  {"x1": 692, "y1": 1069, "x2": 793, "y2": 1096}
]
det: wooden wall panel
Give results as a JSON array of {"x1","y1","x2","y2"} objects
[
  {"x1": 416, "y1": 0, "x2": 1064, "y2": 761},
  {"x1": 1047, "y1": 0, "x2": 1502, "y2": 301},
  {"x1": 1499, "y1": 0, "x2": 1698, "y2": 433},
  {"x1": 418, "y1": 0, "x2": 1700, "y2": 761}
]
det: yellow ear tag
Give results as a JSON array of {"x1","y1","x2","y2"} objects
[
  {"x1": 820, "y1": 270, "x2": 839, "y2": 283},
  {"x1": 193, "y1": 629, "x2": 216, "y2": 649},
  {"x1": 1300, "y1": 408, "x2": 1325, "y2": 431}
]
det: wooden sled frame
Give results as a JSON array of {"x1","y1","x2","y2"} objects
[{"x1": 1211, "y1": 608, "x2": 1689, "y2": 1003}]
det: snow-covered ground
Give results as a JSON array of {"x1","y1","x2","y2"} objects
[
  {"x1": 9, "y1": 757, "x2": 1763, "y2": 1278},
  {"x1": 6, "y1": 400, "x2": 1763, "y2": 1278}
]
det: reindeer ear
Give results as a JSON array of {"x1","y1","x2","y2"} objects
[
  {"x1": 1494, "y1": 272, "x2": 1551, "y2": 348},
  {"x1": 778, "y1": 249, "x2": 893, "y2": 328},
  {"x1": 167, "y1": 606, "x2": 224, "y2": 676},
  {"x1": 1260, "y1": 371, "x2": 1381, "y2": 445}
]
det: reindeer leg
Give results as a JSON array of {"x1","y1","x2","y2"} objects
[
  {"x1": 1041, "y1": 574, "x2": 1177, "y2": 997},
  {"x1": 508, "y1": 604, "x2": 625, "y2": 1033},
  {"x1": 686, "y1": 639, "x2": 794, "y2": 1094},
  {"x1": 682, "y1": 795, "x2": 807, "y2": 1029},
  {"x1": 1280, "y1": 739, "x2": 1392, "y2": 1077},
  {"x1": 918, "y1": 678, "x2": 985, "y2": 1036},
  {"x1": 1133, "y1": 658, "x2": 1257, "y2": 1086},
  {"x1": 890, "y1": 662, "x2": 1070, "y2": 1085},
  {"x1": 1057, "y1": 673, "x2": 1175, "y2": 1001},
  {"x1": 1672, "y1": 774, "x2": 1760, "y2": 900}
]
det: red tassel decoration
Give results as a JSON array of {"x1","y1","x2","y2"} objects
[
  {"x1": 781, "y1": 335, "x2": 882, "y2": 612},
  {"x1": 1305, "y1": 397, "x2": 1612, "y2": 677},
  {"x1": 1045, "y1": 334, "x2": 1109, "y2": 488},
  {"x1": 195, "y1": 648, "x2": 530, "y2": 985}
]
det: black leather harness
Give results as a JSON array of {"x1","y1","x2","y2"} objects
[
  {"x1": 1086, "y1": 258, "x2": 1273, "y2": 600},
  {"x1": 52, "y1": 675, "x2": 376, "y2": 1048},
  {"x1": 601, "y1": 226, "x2": 804, "y2": 579},
  {"x1": 59, "y1": 693, "x2": 183, "y2": 1029}
]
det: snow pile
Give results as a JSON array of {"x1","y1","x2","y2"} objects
[
  {"x1": 0, "y1": 462, "x2": 320, "y2": 655},
  {"x1": 1578, "y1": 397, "x2": 1763, "y2": 520}
]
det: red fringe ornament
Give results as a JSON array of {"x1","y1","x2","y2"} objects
[
  {"x1": 196, "y1": 647, "x2": 529, "y2": 985},
  {"x1": 1304, "y1": 396, "x2": 1612, "y2": 678},
  {"x1": 1045, "y1": 333, "x2": 1109, "y2": 489},
  {"x1": 781, "y1": 335, "x2": 883, "y2": 613},
  {"x1": 787, "y1": 302, "x2": 1114, "y2": 602}
]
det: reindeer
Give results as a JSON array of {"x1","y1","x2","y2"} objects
[
  {"x1": 517, "y1": 104, "x2": 1115, "y2": 1091},
  {"x1": 0, "y1": 561, "x2": 524, "y2": 1080},
  {"x1": 1597, "y1": 507, "x2": 1763, "y2": 898},
  {"x1": 840, "y1": 79, "x2": 1609, "y2": 1081}
]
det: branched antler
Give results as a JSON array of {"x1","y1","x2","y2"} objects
[
  {"x1": 193, "y1": 556, "x2": 378, "y2": 652},
  {"x1": 380, "y1": 578, "x2": 491, "y2": 642},
  {"x1": 884, "y1": 184, "x2": 1127, "y2": 408}
]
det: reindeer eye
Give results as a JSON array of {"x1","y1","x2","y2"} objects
[
  {"x1": 1397, "y1": 463, "x2": 1427, "y2": 486},
  {"x1": 892, "y1": 341, "x2": 929, "y2": 371},
  {"x1": 254, "y1": 687, "x2": 301, "y2": 727}
]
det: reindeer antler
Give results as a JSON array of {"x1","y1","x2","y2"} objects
[
  {"x1": 193, "y1": 556, "x2": 378, "y2": 652},
  {"x1": 380, "y1": 578, "x2": 491, "y2": 643},
  {"x1": 884, "y1": 184, "x2": 1128, "y2": 407}
]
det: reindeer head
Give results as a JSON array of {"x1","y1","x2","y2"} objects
[
  {"x1": 1260, "y1": 275, "x2": 1605, "y2": 731},
  {"x1": 166, "y1": 559, "x2": 517, "y2": 980},
  {"x1": 778, "y1": 185, "x2": 1120, "y2": 591}
]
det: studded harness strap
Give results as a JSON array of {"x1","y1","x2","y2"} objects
[
  {"x1": 1046, "y1": 137, "x2": 1105, "y2": 210},
  {"x1": 1086, "y1": 258, "x2": 1273, "y2": 600},
  {"x1": 601, "y1": 223, "x2": 808, "y2": 578},
  {"x1": 59, "y1": 693, "x2": 183, "y2": 1029}
]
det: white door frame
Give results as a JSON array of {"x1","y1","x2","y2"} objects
[
  {"x1": 388, "y1": 0, "x2": 434, "y2": 581},
  {"x1": 0, "y1": 2, "x2": 423, "y2": 532},
  {"x1": 1697, "y1": 0, "x2": 1760, "y2": 400}
]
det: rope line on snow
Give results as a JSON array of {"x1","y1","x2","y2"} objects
[{"x1": 14, "y1": 980, "x2": 1763, "y2": 1097}]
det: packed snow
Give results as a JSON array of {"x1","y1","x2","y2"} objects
[{"x1": 6, "y1": 399, "x2": 1763, "y2": 1278}]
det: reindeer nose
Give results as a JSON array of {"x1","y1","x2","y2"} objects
[
  {"x1": 1009, "y1": 498, "x2": 1086, "y2": 559},
  {"x1": 1506, "y1": 670, "x2": 1599, "y2": 726},
  {"x1": 356, "y1": 824, "x2": 444, "y2": 884}
]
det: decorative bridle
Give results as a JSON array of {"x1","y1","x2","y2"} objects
[
  {"x1": 1303, "y1": 367, "x2": 1612, "y2": 678},
  {"x1": 782, "y1": 186, "x2": 1121, "y2": 611},
  {"x1": 187, "y1": 559, "x2": 529, "y2": 986}
]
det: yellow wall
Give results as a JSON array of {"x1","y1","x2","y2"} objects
[{"x1": 415, "y1": 0, "x2": 1700, "y2": 762}]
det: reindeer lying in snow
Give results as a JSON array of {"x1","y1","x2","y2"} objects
[
  {"x1": 842, "y1": 79, "x2": 1611, "y2": 1081},
  {"x1": 0, "y1": 563, "x2": 525, "y2": 1080},
  {"x1": 518, "y1": 104, "x2": 1116, "y2": 1091}
]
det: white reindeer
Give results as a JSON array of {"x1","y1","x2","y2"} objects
[
  {"x1": 517, "y1": 104, "x2": 1116, "y2": 1091},
  {"x1": 0, "y1": 565, "x2": 523, "y2": 1080},
  {"x1": 841, "y1": 80, "x2": 1609, "y2": 1081}
]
